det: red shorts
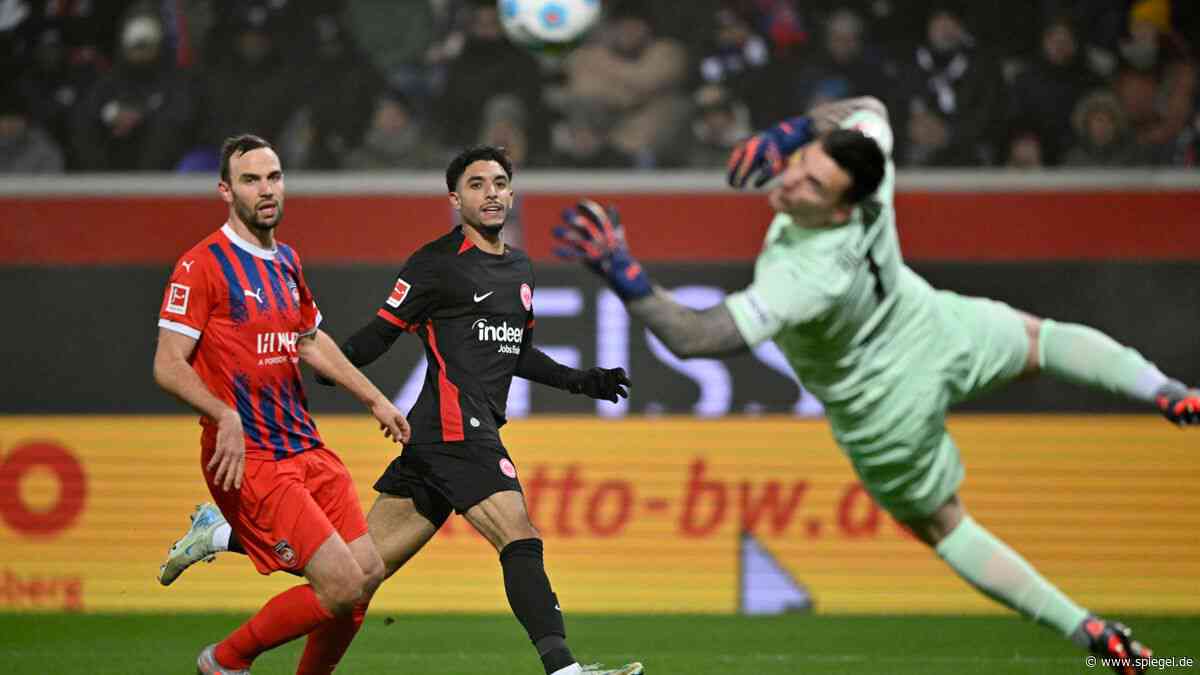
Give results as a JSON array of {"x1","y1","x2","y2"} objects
[{"x1": 202, "y1": 446, "x2": 368, "y2": 575}]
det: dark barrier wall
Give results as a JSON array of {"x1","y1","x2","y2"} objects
[{"x1": 4, "y1": 261, "x2": 1197, "y2": 414}]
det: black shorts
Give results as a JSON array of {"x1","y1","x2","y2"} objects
[{"x1": 373, "y1": 440, "x2": 523, "y2": 528}]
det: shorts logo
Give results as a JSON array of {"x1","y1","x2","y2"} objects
[
  {"x1": 499, "y1": 458, "x2": 517, "y2": 478},
  {"x1": 386, "y1": 279, "x2": 411, "y2": 308},
  {"x1": 166, "y1": 283, "x2": 190, "y2": 315},
  {"x1": 273, "y1": 540, "x2": 296, "y2": 565},
  {"x1": 519, "y1": 283, "x2": 533, "y2": 311}
]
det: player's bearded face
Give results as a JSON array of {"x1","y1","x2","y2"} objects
[{"x1": 224, "y1": 147, "x2": 285, "y2": 230}]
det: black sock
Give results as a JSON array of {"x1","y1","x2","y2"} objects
[
  {"x1": 228, "y1": 531, "x2": 245, "y2": 555},
  {"x1": 499, "y1": 538, "x2": 573, "y2": 674}
]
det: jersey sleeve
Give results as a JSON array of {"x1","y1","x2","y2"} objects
[
  {"x1": 375, "y1": 249, "x2": 441, "y2": 332},
  {"x1": 724, "y1": 234, "x2": 839, "y2": 346},
  {"x1": 157, "y1": 254, "x2": 213, "y2": 340}
]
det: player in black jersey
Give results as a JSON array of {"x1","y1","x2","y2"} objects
[{"x1": 159, "y1": 145, "x2": 644, "y2": 675}]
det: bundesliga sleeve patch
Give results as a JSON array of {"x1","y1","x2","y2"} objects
[
  {"x1": 166, "y1": 283, "x2": 191, "y2": 315},
  {"x1": 386, "y1": 279, "x2": 411, "y2": 308}
]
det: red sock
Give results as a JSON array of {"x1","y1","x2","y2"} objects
[
  {"x1": 215, "y1": 584, "x2": 333, "y2": 669},
  {"x1": 295, "y1": 598, "x2": 369, "y2": 675}
]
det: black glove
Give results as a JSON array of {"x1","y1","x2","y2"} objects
[{"x1": 566, "y1": 367, "x2": 631, "y2": 403}]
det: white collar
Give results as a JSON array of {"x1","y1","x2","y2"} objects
[{"x1": 221, "y1": 223, "x2": 278, "y2": 260}]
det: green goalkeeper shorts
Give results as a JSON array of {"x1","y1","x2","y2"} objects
[{"x1": 834, "y1": 291, "x2": 1031, "y2": 520}]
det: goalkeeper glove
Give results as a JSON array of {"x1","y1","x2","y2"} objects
[
  {"x1": 727, "y1": 115, "x2": 815, "y2": 189},
  {"x1": 553, "y1": 199, "x2": 653, "y2": 301}
]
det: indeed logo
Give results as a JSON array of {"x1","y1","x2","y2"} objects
[
  {"x1": 257, "y1": 331, "x2": 298, "y2": 355},
  {"x1": 472, "y1": 319, "x2": 523, "y2": 355}
]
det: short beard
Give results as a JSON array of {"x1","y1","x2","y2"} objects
[{"x1": 234, "y1": 198, "x2": 280, "y2": 231}]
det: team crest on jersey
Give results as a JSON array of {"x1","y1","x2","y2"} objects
[
  {"x1": 499, "y1": 458, "x2": 517, "y2": 478},
  {"x1": 387, "y1": 278, "x2": 411, "y2": 308},
  {"x1": 166, "y1": 283, "x2": 190, "y2": 315},
  {"x1": 273, "y1": 540, "x2": 296, "y2": 565},
  {"x1": 519, "y1": 283, "x2": 532, "y2": 311},
  {"x1": 287, "y1": 278, "x2": 300, "y2": 303}
]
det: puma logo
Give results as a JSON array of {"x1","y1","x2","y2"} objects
[
  {"x1": 244, "y1": 288, "x2": 264, "y2": 303},
  {"x1": 181, "y1": 260, "x2": 194, "y2": 272}
]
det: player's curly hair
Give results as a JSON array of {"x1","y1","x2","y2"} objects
[
  {"x1": 220, "y1": 134, "x2": 274, "y2": 183},
  {"x1": 822, "y1": 129, "x2": 885, "y2": 205},
  {"x1": 445, "y1": 145, "x2": 514, "y2": 193}
]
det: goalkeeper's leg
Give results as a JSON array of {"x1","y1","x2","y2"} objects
[
  {"x1": 907, "y1": 495, "x2": 1153, "y2": 673},
  {"x1": 1024, "y1": 316, "x2": 1198, "y2": 424}
]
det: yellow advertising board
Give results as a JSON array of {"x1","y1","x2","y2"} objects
[{"x1": 1, "y1": 415, "x2": 1196, "y2": 614}]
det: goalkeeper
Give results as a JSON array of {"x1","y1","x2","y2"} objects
[{"x1": 554, "y1": 96, "x2": 1198, "y2": 675}]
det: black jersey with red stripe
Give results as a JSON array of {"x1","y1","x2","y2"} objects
[{"x1": 376, "y1": 227, "x2": 535, "y2": 444}]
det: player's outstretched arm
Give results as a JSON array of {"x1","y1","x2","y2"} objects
[
  {"x1": 516, "y1": 345, "x2": 631, "y2": 403},
  {"x1": 628, "y1": 289, "x2": 749, "y2": 358},
  {"x1": 553, "y1": 200, "x2": 750, "y2": 359},
  {"x1": 153, "y1": 328, "x2": 245, "y2": 490},
  {"x1": 297, "y1": 329, "x2": 410, "y2": 444},
  {"x1": 727, "y1": 96, "x2": 888, "y2": 189}
]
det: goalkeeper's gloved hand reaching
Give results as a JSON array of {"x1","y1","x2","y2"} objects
[
  {"x1": 566, "y1": 366, "x2": 631, "y2": 403},
  {"x1": 726, "y1": 115, "x2": 815, "y2": 189},
  {"x1": 553, "y1": 199, "x2": 653, "y2": 301}
]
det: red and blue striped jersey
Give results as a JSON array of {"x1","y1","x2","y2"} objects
[{"x1": 158, "y1": 224, "x2": 324, "y2": 460}]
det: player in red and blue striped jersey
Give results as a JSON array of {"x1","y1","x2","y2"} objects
[{"x1": 154, "y1": 134, "x2": 410, "y2": 675}]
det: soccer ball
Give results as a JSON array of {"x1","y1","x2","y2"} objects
[{"x1": 498, "y1": 0, "x2": 601, "y2": 52}]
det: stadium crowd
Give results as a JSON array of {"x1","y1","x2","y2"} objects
[{"x1": 0, "y1": 0, "x2": 1196, "y2": 174}]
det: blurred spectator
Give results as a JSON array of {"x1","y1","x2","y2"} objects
[
  {"x1": 285, "y1": 13, "x2": 384, "y2": 170},
  {"x1": 195, "y1": 5, "x2": 300, "y2": 158},
  {"x1": 72, "y1": 10, "x2": 196, "y2": 170},
  {"x1": 735, "y1": 0, "x2": 812, "y2": 58},
  {"x1": 1, "y1": 0, "x2": 137, "y2": 76},
  {"x1": 15, "y1": 25, "x2": 100, "y2": 169},
  {"x1": 1003, "y1": 128, "x2": 1045, "y2": 170},
  {"x1": 431, "y1": 1, "x2": 545, "y2": 155},
  {"x1": 686, "y1": 84, "x2": 751, "y2": 168},
  {"x1": 345, "y1": 0, "x2": 436, "y2": 78},
  {"x1": 895, "y1": 6, "x2": 1003, "y2": 165},
  {"x1": 1042, "y1": 0, "x2": 1128, "y2": 76},
  {"x1": 550, "y1": 101, "x2": 634, "y2": 169},
  {"x1": 1064, "y1": 89, "x2": 1148, "y2": 166},
  {"x1": 696, "y1": 4, "x2": 774, "y2": 122},
  {"x1": 791, "y1": 8, "x2": 891, "y2": 113},
  {"x1": 1112, "y1": 15, "x2": 1198, "y2": 164},
  {"x1": 478, "y1": 94, "x2": 534, "y2": 168},
  {"x1": 1007, "y1": 16, "x2": 1103, "y2": 165},
  {"x1": 192, "y1": 0, "x2": 346, "y2": 67},
  {"x1": 804, "y1": 0, "x2": 922, "y2": 55},
  {"x1": 344, "y1": 89, "x2": 445, "y2": 170},
  {"x1": 902, "y1": 95, "x2": 987, "y2": 166},
  {"x1": 562, "y1": 4, "x2": 691, "y2": 167},
  {"x1": 0, "y1": 86, "x2": 64, "y2": 173}
]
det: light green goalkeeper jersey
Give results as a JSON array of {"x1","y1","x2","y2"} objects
[{"x1": 726, "y1": 110, "x2": 968, "y2": 455}]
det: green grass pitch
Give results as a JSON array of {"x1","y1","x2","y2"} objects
[{"x1": 2, "y1": 613, "x2": 1197, "y2": 674}]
